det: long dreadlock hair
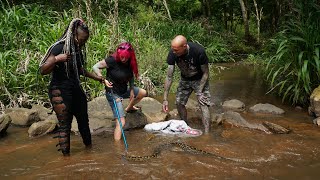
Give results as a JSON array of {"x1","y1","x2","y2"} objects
[{"x1": 39, "y1": 18, "x2": 89, "y2": 83}]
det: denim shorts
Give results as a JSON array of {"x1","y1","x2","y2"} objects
[{"x1": 105, "y1": 86, "x2": 140, "y2": 118}]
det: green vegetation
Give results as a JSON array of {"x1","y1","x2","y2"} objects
[
  {"x1": 0, "y1": 0, "x2": 319, "y2": 108},
  {"x1": 266, "y1": 1, "x2": 320, "y2": 106},
  {"x1": 0, "y1": 2, "x2": 231, "y2": 108}
]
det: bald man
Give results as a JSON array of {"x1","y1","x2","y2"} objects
[{"x1": 162, "y1": 35, "x2": 211, "y2": 133}]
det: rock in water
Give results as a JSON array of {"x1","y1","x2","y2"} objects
[{"x1": 262, "y1": 121, "x2": 291, "y2": 134}]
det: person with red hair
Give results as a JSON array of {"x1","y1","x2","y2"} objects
[{"x1": 93, "y1": 42, "x2": 147, "y2": 140}]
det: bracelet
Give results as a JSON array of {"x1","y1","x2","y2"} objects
[{"x1": 99, "y1": 76, "x2": 105, "y2": 83}]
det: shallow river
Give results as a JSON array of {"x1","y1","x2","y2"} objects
[{"x1": 1, "y1": 63, "x2": 319, "y2": 179}]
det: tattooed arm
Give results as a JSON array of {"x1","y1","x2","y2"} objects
[
  {"x1": 195, "y1": 63, "x2": 210, "y2": 106},
  {"x1": 199, "y1": 64, "x2": 209, "y2": 92},
  {"x1": 81, "y1": 59, "x2": 107, "y2": 82},
  {"x1": 92, "y1": 60, "x2": 108, "y2": 77},
  {"x1": 162, "y1": 65, "x2": 175, "y2": 112}
]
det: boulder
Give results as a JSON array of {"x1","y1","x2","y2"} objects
[
  {"x1": 5, "y1": 108, "x2": 40, "y2": 126},
  {"x1": 211, "y1": 113, "x2": 223, "y2": 124},
  {"x1": 221, "y1": 111, "x2": 270, "y2": 133},
  {"x1": 31, "y1": 105, "x2": 51, "y2": 121},
  {"x1": 133, "y1": 97, "x2": 168, "y2": 123},
  {"x1": 222, "y1": 99, "x2": 245, "y2": 112},
  {"x1": 123, "y1": 110, "x2": 148, "y2": 130},
  {"x1": 309, "y1": 85, "x2": 320, "y2": 117},
  {"x1": 71, "y1": 96, "x2": 113, "y2": 135},
  {"x1": 168, "y1": 109, "x2": 179, "y2": 120},
  {"x1": 262, "y1": 121, "x2": 291, "y2": 134},
  {"x1": 249, "y1": 103, "x2": 285, "y2": 115},
  {"x1": 28, "y1": 120, "x2": 56, "y2": 137},
  {"x1": 313, "y1": 117, "x2": 320, "y2": 126},
  {"x1": 44, "y1": 114, "x2": 59, "y2": 124},
  {"x1": 71, "y1": 96, "x2": 165, "y2": 135},
  {"x1": 167, "y1": 99, "x2": 202, "y2": 120},
  {"x1": 0, "y1": 114, "x2": 12, "y2": 136}
]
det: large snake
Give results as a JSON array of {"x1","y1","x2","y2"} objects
[{"x1": 122, "y1": 142, "x2": 276, "y2": 163}]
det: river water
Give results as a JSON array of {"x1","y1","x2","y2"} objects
[{"x1": 1, "y1": 63, "x2": 320, "y2": 179}]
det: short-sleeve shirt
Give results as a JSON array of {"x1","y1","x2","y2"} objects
[
  {"x1": 50, "y1": 42, "x2": 84, "y2": 85},
  {"x1": 105, "y1": 56, "x2": 133, "y2": 95},
  {"x1": 167, "y1": 42, "x2": 209, "y2": 81}
]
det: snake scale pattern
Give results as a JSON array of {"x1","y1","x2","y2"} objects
[{"x1": 122, "y1": 142, "x2": 266, "y2": 162}]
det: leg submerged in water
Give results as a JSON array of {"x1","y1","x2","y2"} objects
[
  {"x1": 50, "y1": 88, "x2": 71, "y2": 156},
  {"x1": 114, "y1": 117, "x2": 126, "y2": 140},
  {"x1": 177, "y1": 104, "x2": 188, "y2": 122},
  {"x1": 200, "y1": 105, "x2": 211, "y2": 133},
  {"x1": 73, "y1": 89, "x2": 92, "y2": 148}
]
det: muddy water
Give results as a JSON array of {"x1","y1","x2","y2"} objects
[{"x1": 1, "y1": 63, "x2": 320, "y2": 180}]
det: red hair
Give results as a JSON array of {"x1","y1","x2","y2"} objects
[{"x1": 112, "y1": 42, "x2": 139, "y2": 78}]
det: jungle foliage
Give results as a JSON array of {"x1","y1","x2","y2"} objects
[
  {"x1": 266, "y1": 0, "x2": 320, "y2": 106},
  {"x1": 0, "y1": 0, "x2": 319, "y2": 108}
]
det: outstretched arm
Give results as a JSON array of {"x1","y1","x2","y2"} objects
[
  {"x1": 163, "y1": 65, "x2": 175, "y2": 112},
  {"x1": 82, "y1": 60, "x2": 107, "y2": 83},
  {"x1": 92, "y1": 60, "x2": 108, "y2": 77},
  {"x1": 83, "y1": 69, "x2": 104, "y2": 83}
]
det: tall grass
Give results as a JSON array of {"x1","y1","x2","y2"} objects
[
  {"x1": 266, "y1": 1, "x2": 320, "y2": 106},
  {"x1": 0, "y1": 3, "x2": 232, "y2": 108}
]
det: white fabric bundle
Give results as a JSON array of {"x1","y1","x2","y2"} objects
[{"x1": 144, "y1": 120, "x2": 202, "y2": 136}]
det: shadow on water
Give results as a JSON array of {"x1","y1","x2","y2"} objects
[{"x1": 1, "y1": 62, "x2": 320, "y2": 179}]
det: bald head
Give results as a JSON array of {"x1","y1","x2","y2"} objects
[
  {"x1": 171, "y1": 35, "x2": 188, "y2": 57},
  {"x1": 171, "y1": 35, "x2": 187, "y2": 47}
]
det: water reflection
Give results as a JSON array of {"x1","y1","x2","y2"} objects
[{"x1": 0, "y1": 63, "x2": 320, "y2": 179}]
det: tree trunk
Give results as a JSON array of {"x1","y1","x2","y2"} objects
[
  {"x1": 108, "y1": 0, "x2": 119, "y2": 47},
  {"x1": 147, "y1": 0, "x2": 154, "y2": 7},
  {"x1": 85, "y1": 0, "x2": 94, "y2": 31},
  {"x1": 205, "y1": 0, "x2": 211, "y2": 17},
  {"x1": 223, "y1": 3, "x2": 228, "y2": 30},
  {"x1": 114, "y1": 0, "x2": 119, "y2": 44},
  {"x1": 253, "y1": 0, "x2": 262, "y2": 43},
  {"x1": 238, "y1": 0, "x2": 250, "y2": 41},
  {"x1": 74, "y1": 0, "x2": 82, "y2": 18},
  {"x1": 163, "y1": 0, "x2": 172, "y2": 21},
  {"x1": 201, "y1": 0, "x2": 207, "y2": 17}
]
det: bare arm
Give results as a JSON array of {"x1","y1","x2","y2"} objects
[
  {"x1": 92, "y1": 60, "x2": 108, "y2": 77},
  {"x1": 163, "y1": 65, "x2": 175, "y2": 101},
  {"x1": 40, "y1": 53, "x2": 70, "y2": 75},
  {"x1": 83, "y1": 69, "x2": 104, "y2": 82},
  {"x1": 199, "y1": 64, "x2": 209, "y2": 92},
  {"x1": 79, "y1": 59, "x2": 108, "y2": 83}
]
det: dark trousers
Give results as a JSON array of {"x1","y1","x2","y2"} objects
[{"x1": 49, "y1": 82, "x2": 91, "y2": 155}]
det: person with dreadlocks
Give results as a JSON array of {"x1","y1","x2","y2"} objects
[
  {"x1": 92, "y1": 42, "x2": 147, "y2": 140},
  {"x1": 39, "y1": 18, "x2": 105, "y2": 156}
]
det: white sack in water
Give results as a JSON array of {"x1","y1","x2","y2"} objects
[{"x1": 144, "y1": 119, "x2": 202, "y2": 137}]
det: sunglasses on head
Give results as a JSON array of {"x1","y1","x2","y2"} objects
[{"x1": 118, "y1": 46, "x2": 133, "y2": 51}]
